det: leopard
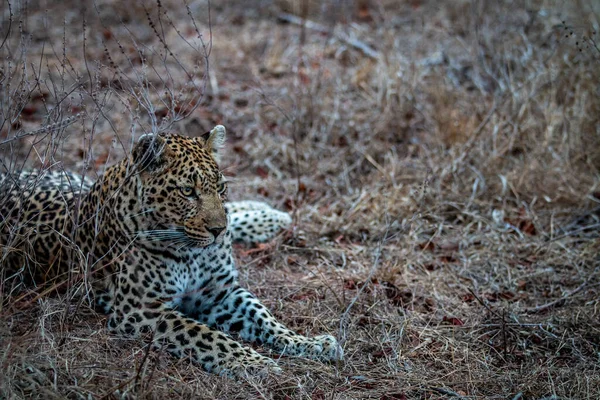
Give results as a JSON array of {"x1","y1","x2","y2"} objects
[{"x1": 0, "y1": 125, "x2": 342, "y2": 377}]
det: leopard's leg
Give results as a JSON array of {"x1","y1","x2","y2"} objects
[
  {"x1": 189, "y1": 285, "x2": 343, "y2": 361},
  {"x1": 104, "y1": 256, "x2": 281, "y2": 378},
  {"x1": 228, "y1": 208, "x2": 292, "y2": 243},
  {"x1": 107, "y1": 300, "x2": 281, "y2": 377}
]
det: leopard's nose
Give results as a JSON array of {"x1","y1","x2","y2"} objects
[{"x1": 208, "y1": 226, "x2": 225, "y2": 238}]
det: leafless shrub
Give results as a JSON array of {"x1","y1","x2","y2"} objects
[{"x1": 1, "y1": 0, "x2": 213, "y2": 396}]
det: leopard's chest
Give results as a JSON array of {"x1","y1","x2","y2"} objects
[{"x1": 133, "y1": 241, "x2": 237, "y2": 308}]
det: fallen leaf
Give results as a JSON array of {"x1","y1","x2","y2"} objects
[
  {"x1": 520, "y1": 220, "x2": 537, "y2": 235},
  {"x1": 418, "y1": 241, "x2": 436, "y2": 251},
  {"x1": 439, "y1": 255, "x2": 457, "y2": 263},
  {"x1": 372, "y1": 347, "x2": 393, "y2": 359},
  {"x1": 504, "y1": 207, "x2": 537, "y2": 235},
  {"x1": 21, "y1": 106, "x2": 37, "y2": 116},
  {"x1": 255, "y1": 166, "x2": 269, "y2": 179},
  {"x1": 382, "y1": 281, "x2": 412, "y2": 307},
  {"x1": 424, "y1": 297, "x2": 435, "y2": 312},
  {"x1": 286, "y1": 256, "x2": 299, "y2": 265},
  {"x1": 424, "y1": 263, "x2": 438, "y2": 271},
  {"x1": 233, "y1": 144, "x2": 246, "y2": 155},
  {"x1": 356, "y1": 2, "x2": 373, "y2": 22},
  {"x1": 344, "y1": 279, "x2": 357, "y2": 290},
  {"x1": 154, "y1": 107, "x2": 168, "y2": 119},
  {"x1": 238, "y1": 243, "x2": 273, "y2": 257},
  {"x1": 298, "y1": 70, "x2": 310, "y2": 85},
  {"x1": 461, "y1": 293, "x2": 475, "y2": 303},
  {"x1": 442, "y1": 316, "x2": 464, "y2": 326},
  {"x1": 234, "y1": 97, "x2": 248, "y2": 107}
]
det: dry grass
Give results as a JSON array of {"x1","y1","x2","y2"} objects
[{"x1": 1, "y1": 0, "x2": 599, "y2": 398}]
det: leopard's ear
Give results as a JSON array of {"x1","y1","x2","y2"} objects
[
  {"x1": 200, "y1": 125, "x2": 226, "y2": 162},
  {"x1": 132, "y1": 133, "x2": 169, "y2": 173}
]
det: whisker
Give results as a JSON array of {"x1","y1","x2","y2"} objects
[
  {"x1": 128, "y1": 228, "x2": 202, "y2": 248},
  {"x1": 132, "y1": 228, "x2": 188, "y2": 243},
  {"x1": 141, "y1": 234, "x2": 184, "y2": 240},
  {"x1": 133, "y1": 229, "x2": 182, "y2": 235},
  {"x1": 132, "y1": 229, "x2": 185, "y2": 237},
  {"x1": 176, "y1": 239, "x2": 195, "y2": 251}
]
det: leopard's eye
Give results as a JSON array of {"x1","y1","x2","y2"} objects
[
  {"x1": 217, "y1": 181, "x2": 227, "y2": 195},
  {"x1": 180, "y1": 186, "x2": 195, "y2": 197}
]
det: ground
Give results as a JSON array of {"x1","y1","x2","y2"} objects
[{"x1": 0, "y1": 0, "x2": 599, "y2": 399}]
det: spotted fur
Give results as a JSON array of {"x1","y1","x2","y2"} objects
[
  {"x1": 226, "y1": 201, "x2": 293, "y2": 243},
  {"x1": 0, "y1": 125, "x2": 342, "y2": 377}
]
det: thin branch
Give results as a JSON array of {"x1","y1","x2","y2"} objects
[
  {"x1": 524, "y1": 271, "x2": 598, "y2": 313},
  {"x1": 278, "y1": 13, "x2": 379, "y2": 59}
]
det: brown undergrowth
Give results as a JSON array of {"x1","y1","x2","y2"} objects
[{"x1": 1, "y1": 0, "x2": 599, "y2": 398}]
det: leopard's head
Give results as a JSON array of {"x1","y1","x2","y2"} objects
[{"x1": 130, "y1": 125, "x2": 228, "y2": 248}]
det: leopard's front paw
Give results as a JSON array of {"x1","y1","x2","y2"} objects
[
  {"x1": 217, "y1": 349, "x2": 282, "y2": 378},
  {"x1": 309, "y1": 334, "x2": 344, "y2": 361},
  {"x1": 314, "y1": 334, "x2": 344, "y2": 360},
  {"x1": 279, "y1": 334, "x2": 344, "y2": 361}
]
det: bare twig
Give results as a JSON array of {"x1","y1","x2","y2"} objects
[
  {"x1": 278, "y1": 13, "x2": 379, "y2": 59},
  {"x1": 524, "y1": 271, "x2": 598, "y2": 313},
  {"x1": 429, "y1": 386, "x2": 467, "y2": 399}
]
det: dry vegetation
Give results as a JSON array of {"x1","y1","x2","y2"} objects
[{"x1": 1, "y1": 0, "x2": 599, "y2": 398}]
